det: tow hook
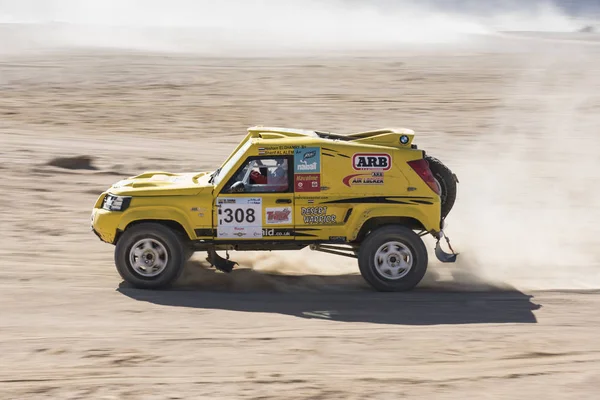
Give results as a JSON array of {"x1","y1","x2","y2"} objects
[{"x1": 434, "y1": 230, "x2": 458, "y2": 263}]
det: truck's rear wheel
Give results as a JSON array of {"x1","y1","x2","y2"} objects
[
  {"x1": 425, "y1": 155, "x2": 457, "y2": 219},
  {"x1": 115, "y1": 222, "x2": 186, "y2": 289},
  {"x1": 358, "y1": 225, "x2": 428, "y2": 292}
]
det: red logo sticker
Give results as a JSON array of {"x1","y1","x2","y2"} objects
[
  {"x1": 295, "y1": 174, "x2": 320, "y2": 192},
  {"x1": 266, "y1": 207, "x2": 292, "y2": 224}
]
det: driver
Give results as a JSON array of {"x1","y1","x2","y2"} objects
[
  {"x1": 250, "y1": 168, "x2": 267, "y2": 184},
  {"x1": 268, "y1": 159, "x2": 288, "y2": 191}
]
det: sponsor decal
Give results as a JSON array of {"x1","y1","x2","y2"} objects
[
  {"x1": 352, "y1": 153, "x2": 392, "y2": 171},
  {"x1": 294, "y1": 147, "x2": 321, "y2": 192},
  {"x1": 300, "y1": 206, "x2": 337, "y2": 224},
  {"x1": 217, "y1": 197, "x2": 263, "y2": 238},
  {"x1": 329, "y1": 236, "x2": 347, "y2": 242},
  {"x1": 303, "y1": 215, "x2": 336, "y2": 224},
  {"x1": 266, "y1": 207, "x2": 292, "y2": 225},
  {"x1": 301, "y1": 206, "x2": 328, "y2": 215},
  {"x1": 218, "y1": 226, "x2": 262, "y2": 238},
  {"x1": 217, "y1": 198, "x2": 236, "y2": 204},
  {"x1": 252, "y1": 228, "x2": 307, "y2": 237},
  {"x1": 295, "y1": 174, "x2": 321, "y2": 193},
  {"x1": 294, "y1": 147, "x2": 321, "y2": 173},
  {"x1": 263, "y1": 228, "x2": 292, "y2": 237},
  {"x1": 296, "y1": 162, "x2": 317, "y2": 172},
  {"x1": 342, "y1": 171, "x2": 384, "y2": 187}
]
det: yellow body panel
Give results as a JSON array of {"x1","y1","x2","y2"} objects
[{"x1": 91, "y1": 126, "x2": 442, "y2": 246}]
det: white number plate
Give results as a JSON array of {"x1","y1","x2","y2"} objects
[{"x1": 216, "y1": 197, "x2": 262, "y2": 239}]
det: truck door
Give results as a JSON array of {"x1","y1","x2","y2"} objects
[
  {"x1": 292, "y1": 146, "x2": 348, "y2": 241},
  {"x1": 213, "y1": 155, "x2": 295, "y2": 241}
]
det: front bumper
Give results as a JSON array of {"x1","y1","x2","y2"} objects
[{"x1": 90, "y1": 208, "x2": 120, "y2": 244}]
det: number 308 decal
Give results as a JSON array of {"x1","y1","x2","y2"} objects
[{"x1": 221, "y1": 207, "x2": 256, "y2": 224}]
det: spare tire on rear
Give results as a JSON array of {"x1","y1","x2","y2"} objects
[{"x1": 425, "y1": 155, "x2": 458, "y2": 220}]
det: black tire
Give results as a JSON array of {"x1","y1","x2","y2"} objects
[
  {"x1": 358, "y1": 225, "x2": 428, "y2": 292},
  {"x1": 425, "y1": 155, "x2": 457, "y2": 220},
  {"x1": 183, "y1": 245, "x2": 195, "y2": 262},
  {"x1": 114, "y1": 222, "x2": 186, "y2": 289}
]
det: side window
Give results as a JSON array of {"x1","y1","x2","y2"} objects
[{"x1": 224, "y1": 157, "x2": 291, "y2": 194}]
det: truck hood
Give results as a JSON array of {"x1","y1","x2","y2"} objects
[{"x1": 107, "y1": 171, "x2": 214, "y2": 197}]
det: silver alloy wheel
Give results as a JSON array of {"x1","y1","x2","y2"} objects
[
  {"x1": 373, "y1": 241, "x2": 413, "y2": 280},
  {"x1": 129, "y1": 238, "x2": 169, "y2": 277}
]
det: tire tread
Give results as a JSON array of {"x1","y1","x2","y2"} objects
[
  {"x1": 114, "y1": 222, "x2": 186, "y2": 289},
  {"x1": 358, "y1": 225, "x2": 428, "y2": 292}
]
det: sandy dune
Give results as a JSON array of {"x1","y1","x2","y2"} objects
[{"x1": 1, "y1": 34, "x2": 600, "y2": 399}]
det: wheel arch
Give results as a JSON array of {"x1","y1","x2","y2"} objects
[
  {"x1": 116, "y1": 219, "x2": 192, "y2": 244},
  {"x1": 354, "y1": 216, "x2": 427, "y2": 243}
]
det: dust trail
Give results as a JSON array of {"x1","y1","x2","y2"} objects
[
  {"x1": 444, "y1": 43, "x2": 600, "y2": 290},
  {"x1": 0, "y1": 0, "x2": 586, "y2": 55},
  {"x1": 178, "y1": 251, "x2": 366, "y2": 293}
]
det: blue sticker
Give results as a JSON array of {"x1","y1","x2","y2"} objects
[{"x1": 294, "y1": 147, "x2": 321, "y2": 174}]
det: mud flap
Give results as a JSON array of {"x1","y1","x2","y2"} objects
[
  {"x1": 435, "y1": 230, "x2": 458, "y2": 263},
  {"x1": 206, "y1": 249, "x2": 238, "y2": 273}
]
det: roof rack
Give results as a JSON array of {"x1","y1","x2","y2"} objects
[
  {"x1": 346, "y1": 128, "x2": 415, "y2": 137},
  {"x1": 247, "y1": 125, "x2": 415, "y2": 143},
  {"x1": 247, "y1": 126, "x2": 319, "y2": 137}
]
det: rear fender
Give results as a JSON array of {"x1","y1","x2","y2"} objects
[{"x1": 348, "y1": 204, "x2": 441, "y2": 242}]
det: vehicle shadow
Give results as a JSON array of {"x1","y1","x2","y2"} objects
[{"x1": 117, "y1": 260, "x2": 542, "y2": 326}]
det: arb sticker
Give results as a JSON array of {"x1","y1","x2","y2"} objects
[
  {"x1": 343, "y1": 171, "x2": 384, "y2": 187},
  {"x1": 265, "y1": 207, "x2": 293, "y2": 225},
  {"x1": 353, "y1": 153, "x2": 391, "y2": 171}
]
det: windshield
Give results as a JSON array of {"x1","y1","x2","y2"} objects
[{"x1": 212, "y1": 139, "x2": 253, "y2": 186}]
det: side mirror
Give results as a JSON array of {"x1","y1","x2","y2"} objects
[{"x1": 230, "y1": 181, "x2": 246, "y2": 193}]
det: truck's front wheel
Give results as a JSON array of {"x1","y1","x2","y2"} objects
[
  {"x1": 358, "y1": 226, "x2": 428, "y2": 292},
  {"x1": 115, "y1": 223, "x2": 186, "y2": 289}
]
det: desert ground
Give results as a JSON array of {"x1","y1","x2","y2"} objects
[{"x1": 1, "y1": 32, "x2": 600, "y2": 399}]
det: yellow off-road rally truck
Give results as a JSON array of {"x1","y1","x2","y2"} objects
[{"x1": 91, "y1": 126, "x2": 459, "y2": 291}]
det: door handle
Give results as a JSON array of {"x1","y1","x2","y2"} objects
[{"x1": 276, "y1": 198, "x2": 292, "y2": 204}]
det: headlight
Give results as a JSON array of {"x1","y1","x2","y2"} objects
[{"x1": 102, "y1": 194, "x2": 132, "y2": 211}]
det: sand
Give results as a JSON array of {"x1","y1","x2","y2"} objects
[{"x1": 1, "y1": 33, "x2": 600, "y2": 399}]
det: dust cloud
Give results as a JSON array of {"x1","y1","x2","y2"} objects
[
  {"x1": 0, "y1": 0, "x2": 586, "y2": 55},
  {"x1": 438, "y1": 44, "x2": 600, "y2": 291}
]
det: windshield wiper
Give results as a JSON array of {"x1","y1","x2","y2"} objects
[{"x1": 208, "y1": 167, "x2": 221, "y2": 184}]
